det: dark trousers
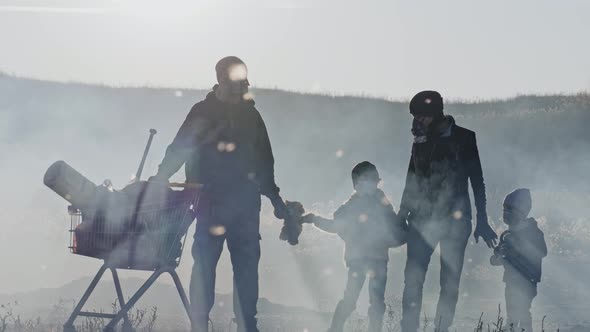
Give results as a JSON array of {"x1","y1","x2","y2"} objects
[
  {"x1": 505, "y1": 279, "x2": 537, "y2": 332},
  {"x1": 329, "y1": 260, "x2": 388, "y2": 332},
  {"x1": 400, "y1": 218, "x2": 471, "y2": 332},
  {"x1": 190, "y1": 194, "x2": 261, "y2": 332}
]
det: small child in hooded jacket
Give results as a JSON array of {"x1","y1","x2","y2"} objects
[
  {"x1": 491, "y1": 188, "x2": 547, "y2": 332},
  {"x1": 303, "y1": 161, "x2": 406, "y2": 332}
]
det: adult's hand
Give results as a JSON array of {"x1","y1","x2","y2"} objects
[
  {"x1": 147, "y1": 174, "x2": 169, "y2": 184},
  {"x1": 270, "y1": 196, "x2": 288, "y2": 219},
  {"x1": 474, "y1": 222, "x2": 498, "y2": 248}
]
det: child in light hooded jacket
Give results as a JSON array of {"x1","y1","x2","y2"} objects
[{"x1": 303, "y1": 161, "x2": 406, "y2": 332}]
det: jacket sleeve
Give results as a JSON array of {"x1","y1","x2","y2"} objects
[
  {"x1": 156, "y1": 106, "x2": 202, "y2": 179},
  {"x1": 382, "y1": 196, "x2": 398, "y2": 223},
  {"x1": 537, "y1": 229, "x2": 548, "y2": 258},
  {"x1": 254, "y1": 110, "x2": 281, "y2": 199},
  {"x1": 331, "y1": 202, "x2": 357, "y2": 239},
  {"x1": 312, "y1": 215, "x2": 339, "y2": 234},
  {"x1": 399, "y1": 152, "x2": 417, "y2": 220},
  {"x1": 526, "y1": 227, "x2": 548, "y2": 259},
  {"x1": 465, "y1": 132, "x2": 488, "y2": 223}
]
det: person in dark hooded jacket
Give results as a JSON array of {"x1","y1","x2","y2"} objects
[
  {"x1": 491, "y1": 188, "x2": 547, "y2": 332},
  {"x1": 150, "y1": 56, "x2": 289, "y2": 332},
  {"x1": 399, "y1": 91, "x2": 498, "y2": 332},
  {"x1": 303, "y1": 162, "x2": 405, "y2": 332}
]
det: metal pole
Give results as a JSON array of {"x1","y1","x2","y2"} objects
[{"x1": 135, "y1": 129, "x2": 157, "y2": 182}]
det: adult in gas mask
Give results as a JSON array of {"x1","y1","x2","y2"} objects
[
  {"x1": 150, "y1": 56, "x2": 289, "y2": 332},
  {"x1": 398, "y1": 91, "x2": 497, "y2": 332}
]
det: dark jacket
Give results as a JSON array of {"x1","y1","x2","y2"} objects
[
  {"x1": 399, "y1": 121, "x2": 487, "y2": 223},
  {"x1": 157, "y1": 91, "x2": 280, "y2": 200},
  {"x1": 492, "y1": 218, "x2": 547, "y2": 284},
  {"x1": 313, "y1": 189, "x2": 401, "y2": 263}
]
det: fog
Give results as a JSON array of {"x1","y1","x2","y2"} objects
[{"x1": 1, "y1": 74, "x2": 589, "y2": 329}]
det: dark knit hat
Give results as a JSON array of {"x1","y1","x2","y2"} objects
[
  {"x1": 503, "y1": 188, "x2": 532, "y2": 216},
  {"x1": 351, "y1": 161, "x2": 380, "y2": 185},
  {"x1": 409, "y1": 90, "x2": 444, "y2": 119},
  {"x1": 215, "y1": 56, "x2": 246, "y2": 83}
]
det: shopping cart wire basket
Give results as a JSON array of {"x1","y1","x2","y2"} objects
[{"x1": 63, "y1": 183, "x2": 200, "y2": 332}]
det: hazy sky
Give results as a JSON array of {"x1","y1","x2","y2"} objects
[{"x1": 1, "y1": 0, "x2": 589, "y2": 99}]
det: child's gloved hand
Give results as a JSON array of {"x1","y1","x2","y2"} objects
[{"x1": 301, "y1": 213, "x2": 317, "y2": 224}]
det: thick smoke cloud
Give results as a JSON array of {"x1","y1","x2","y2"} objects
[{"x1": 1, "y1": 74, "x2": 589, "y2": 328}]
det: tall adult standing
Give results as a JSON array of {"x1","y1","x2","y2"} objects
[
  {"x1": 398, "y1": 91, "x2": 498, "y2": 332},
  {"x1": 150, "y1": 56, "x2": 289, "y2": 332}
]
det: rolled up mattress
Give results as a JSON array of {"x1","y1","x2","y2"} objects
[{"x1": 43, "y1": 160, "x2": 98, "y2": 208}]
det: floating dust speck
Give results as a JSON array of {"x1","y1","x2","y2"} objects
[
  {"x1": 229, "y1": 64, "x2": 248, "y2": 81},
  {"x1": 209, "y1": 225, "x2": 226, "y2": 236},
  {"x1": 175, "y1": 90, "x2": 183, "y2": 97},
  {"x1": 243, "y1": 92, "x2": 254, "y2": 101},
  {"x1": 453, "y1": 210, "x2": 463, "y2": 220},
  {"x1": 359, "y1": 214, "x2": 368, "y2": 223},
  {"x1": 217, "y1": 141, "x2": 227, "y2": 152},
  {"x1": 225, "y1": 142, "x2": 236, "y2": 152},
  {"x1": 335, "y1": 149, "x2": 344, "y2": 158}
]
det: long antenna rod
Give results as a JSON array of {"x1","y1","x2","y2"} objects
[{"x1": 135, "y1": 128, "x2": 157, "y2": 181}]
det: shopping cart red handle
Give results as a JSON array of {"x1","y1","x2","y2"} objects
[{"x1": 168, "y1": 182, "x2": 203, "y2": 189}]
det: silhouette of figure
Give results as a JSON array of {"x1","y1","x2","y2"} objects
[
  {"x1": 491, "y1": 188, "x2": 547, "y2": 332},
  {"x1": 150, "y1": 56, "x2": 288, "y2": 332},
  {"x1": 398, "y1": 91, "x2": 498, "y2": 332},
  {"x1": 303, "y1": 162, "x2": 406, "y2": 332}
]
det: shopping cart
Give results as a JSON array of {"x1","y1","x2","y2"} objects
[
  {"x1": 63, "y1": 183, "x2": 199, "y2": 332},
  {"x1": 50, "y1": 129, "x2": 200, "y2": 332}
]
